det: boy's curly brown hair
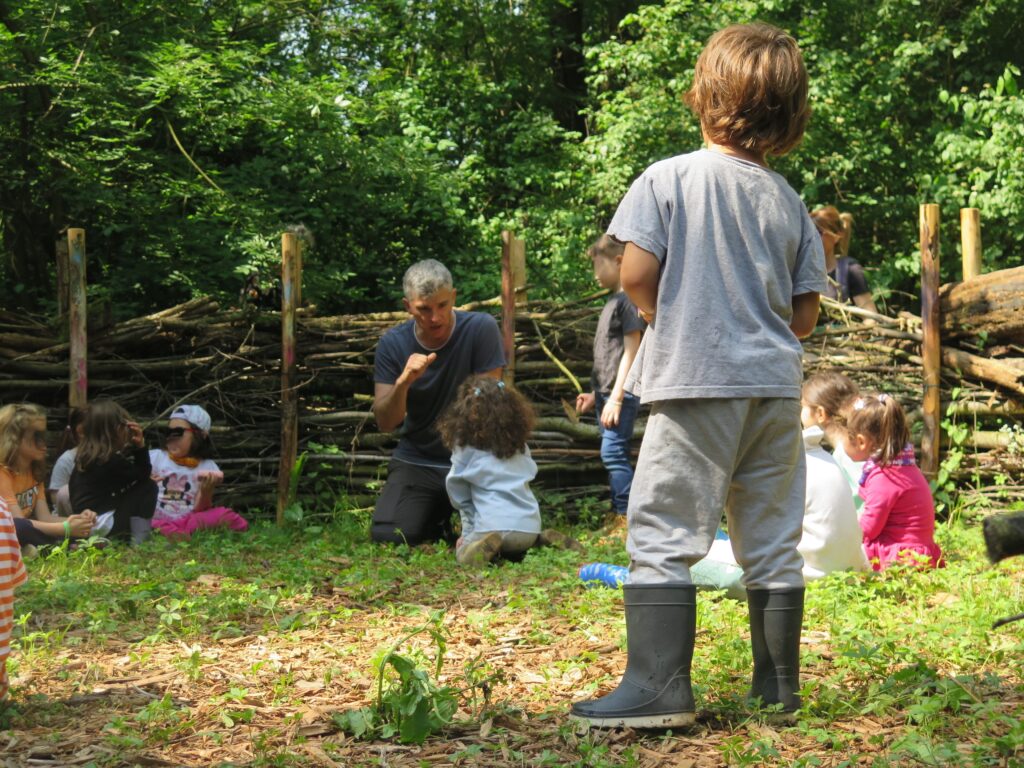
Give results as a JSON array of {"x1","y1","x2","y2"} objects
[
  {"x1": 437, "y1": 376, "x2": 534, "y2": 459},
  {"x1": 685, "y1": 22, "x2": 810, "y2": 157}
]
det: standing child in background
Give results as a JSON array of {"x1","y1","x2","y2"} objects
[
  {"x1": 0, "y1": 473, "x2": 28, "y2": 706},
  {"x1": 69, "y1": 400, "x2": 157, "y2": 544},
  {"x1": 575, "y1": 236, "x2": 646, "y2": 521},
  {"x1": 570, "y1": 23, "x2": 826, "y2": 728},
  {"x1": 0, "y1": 404, "x2": 96, "y2": 554},
  {"x1": 438, "y1": 376, "x2": 570, "y2": 565},
  {"x1": 846, "y1": 394, "x2": 942, "y2": 571},
  {"x1": 149, "y1": 405, "x2": 247, "y2": 539},
  {"x1": 802, "y1": 372, "x2": 863, "y2": 513},
  {"x1": 48, "y1": 406, "x2": 87, "y2": 516}
]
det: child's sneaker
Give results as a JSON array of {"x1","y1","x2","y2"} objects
[
  {"x1": 537, "y1": 529, "x2": 584, "y2": 552},
  {"x1": 456, "y1": 532, "x2": 503, "y2": 565}
]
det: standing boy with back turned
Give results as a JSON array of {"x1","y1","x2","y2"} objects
[{"x1": 570, "y1": 22, "x2": 826, "y2": 728}]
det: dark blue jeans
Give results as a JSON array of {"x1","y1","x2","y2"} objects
[{"x1": 595, "y1": 391, "x2": 640, "y2": 515}]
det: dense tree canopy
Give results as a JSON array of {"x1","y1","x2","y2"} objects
[{"x1": 1, "y1": 0, "x2": 1022, "y2": 318}]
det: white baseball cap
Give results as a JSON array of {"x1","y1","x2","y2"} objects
[{"x1": 170, "y1": 404, "x2": 212, "y2": 434}]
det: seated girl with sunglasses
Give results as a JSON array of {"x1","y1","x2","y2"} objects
[
  {"x1": 0, "y1": 403, "x2": 97, "y2": 554},
  {"x1": 149, "y1": 405, "x2": 247, "y2": 540},
  {"x1": 69, "y1": 400, "x2": 157, "y2": 544}
]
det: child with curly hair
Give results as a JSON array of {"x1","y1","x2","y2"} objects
[{"x1": 437, "y1": 376, "x2": 568, "y2": 565}]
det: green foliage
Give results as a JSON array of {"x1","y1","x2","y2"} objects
[
  {"x1": 3, "y1": 1, "x2": 1023, "y2": 316},
  {"x1": 332, "y1": 612, "x2": 460, "y2": 744},
  {"x1": 282, "y1": 452, "x2": 308, "y2": 525},
  {"x1": 581, "y1": 0, "x2": 1024, "y2": 308}
]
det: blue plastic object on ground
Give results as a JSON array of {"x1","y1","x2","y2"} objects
[{"x1": 579, "y1": 562, "x2": 629, "y2": 587}]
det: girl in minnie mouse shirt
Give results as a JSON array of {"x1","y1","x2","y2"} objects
[{"x1": 149, "y1": 405, "x2": 248, "y2": 539}]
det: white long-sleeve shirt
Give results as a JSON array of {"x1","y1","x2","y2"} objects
[
  {"x1": 445, "y1": 445, "x2": 541, "y2": 537},
  {"x1": 800, "y1": 426, "x2": 869, "y2": 577}
]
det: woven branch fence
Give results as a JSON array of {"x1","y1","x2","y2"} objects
[{"x1": 2, "y1": 290, "x2": 1022, "y2": 518}]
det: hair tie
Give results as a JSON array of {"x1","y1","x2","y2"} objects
[
  {"x1": 878, "y1": 393, "x2": 890, "y2": 404},
  {"x1": 852, "y1": 398, "x2": 866, "y2": 411},
  {"x1": 497, "y1": 380, "x2": 505, "y2": 390},
  {"x1": 473, "y1": 387, "x2": 481, "y2": 397}
]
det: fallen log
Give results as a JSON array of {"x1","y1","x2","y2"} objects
[
  {"x1": 940, "y1": 265, "x2": 1024, "y2": 343},
  {"x1": 941, "y1": 347, "x2": 1024, "y2": 397}
]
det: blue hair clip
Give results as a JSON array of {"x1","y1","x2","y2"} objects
[
  {"x1": 473, "y1": 387, "x2": 481, "y2": 396},
  {"x1": 497, "y1": 380, "x2": 505, "y2": 390}
]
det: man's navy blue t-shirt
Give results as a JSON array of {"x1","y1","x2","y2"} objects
[{"x1": 373, "y1": 311, "x2": 505, "y2": 466}]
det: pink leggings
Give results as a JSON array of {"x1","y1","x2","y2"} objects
[{"x1": 152, "y1": 507, "x2": 248, "y2": 539}]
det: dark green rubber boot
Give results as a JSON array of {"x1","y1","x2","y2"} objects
[
  {"x1": 570, "y1": 584, "x2": 696, "y2": 729},
  {"x1": 747, "y1": 587, "x2": 804, "y2": 721}
]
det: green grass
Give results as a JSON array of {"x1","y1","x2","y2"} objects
[{"x1": 3, "y1": 502, "x2": 1023, "y2": 767}]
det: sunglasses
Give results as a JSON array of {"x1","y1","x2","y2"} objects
[{"x1": 165, "y1": 426, "x2": 199, "y2": 439}]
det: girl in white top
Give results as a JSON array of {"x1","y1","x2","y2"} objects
[
  {"x1": 802, "y1": 371, "x2": 864, "y2": 514},
  {"x1": 437, "y1": 376, "x2": 543, "y2": 565},
  {"x1": 797, "y1": 423, "x2": 869, "y2": 577},
  {"x1": 149, "y1": 405, "x2": 247, "y2": 539}
]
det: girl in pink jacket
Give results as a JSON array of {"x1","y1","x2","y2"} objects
[{"x1": 846, "y1": 394, "x2": 942, "y2": 570}]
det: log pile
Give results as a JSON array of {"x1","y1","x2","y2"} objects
[{"x1": 2, "y1": 270, "x2": 1021, "y2": 517}]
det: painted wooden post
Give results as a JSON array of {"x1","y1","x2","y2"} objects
[
  {"x1": 510, "y1": 233, "x2": 527, "y2": 305},
  {"x1": 294, "y1": 234, "x2": 303, "y2": 309},
  {"x1": 500, "y1": 231, "x2": 516, "y2": 385},
  {"x1": 67, "y1": 229, "x2": 88, "y2": 409},
  {"x1": 920, "y1": 204, "x2": 941, "y2": 478},
  {"x1": 276, "y1": 232, "x2": 300, "y2": 524},
  {"x1": 55, "y1": 233, "x2": 70, "y2": 320},
  {"x1": 960, "y1": 207, "x2": 982, "y2": 282}
]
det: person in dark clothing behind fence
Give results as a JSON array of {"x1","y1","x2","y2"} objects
[
  {"x1": 810, "y1": 206, "x2": 876, "y2": 312},
  {"x1": 370, "y1": 259, "x2": 505, "y2": 546}
]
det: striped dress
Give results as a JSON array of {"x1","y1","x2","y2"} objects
[{"x1": 0, "y1": 487, "x2": 27, "y2": 702}]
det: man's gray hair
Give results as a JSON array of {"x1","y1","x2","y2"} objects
[{"x1": 403, "y1": 259, "x2": 453, "y2": 300}]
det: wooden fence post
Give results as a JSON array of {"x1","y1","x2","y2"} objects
[
  {"x1": 510, "y1": 234, "x2": 527, "y2": 305},
  {"x1": 920, "y1": 204, "x2": 941, "y2": 478},
  {"x1": 276, "y1": 232, "x2": 300, "y2": 525},
  {"x1": 500, "y1": 231, "x2": 517, "y2": 385},
  {"x1": 67, "y1": 228, "x2": 88, "y2": 409},
  {"x1": 294, "y1": 234, "x2": 303, "y2": 309},
  {"x1": 960, "y1": 208, "x2": 982, "y2": 282},
  {"x1": 55, "y1": 233, "x2": 70, "y2": 320}
]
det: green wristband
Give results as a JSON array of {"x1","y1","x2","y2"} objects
[{"x1": 63, "y1": 519, "x2": 71, "y2": 539}]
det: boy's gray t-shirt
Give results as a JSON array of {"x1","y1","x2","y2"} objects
[{"x1": 608, "y1": 149, "x2": 826, "y2": 403}]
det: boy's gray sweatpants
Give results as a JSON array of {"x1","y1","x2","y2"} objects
[{"x1": 627, "y1": 398, "x2": 805, "y2": 590}]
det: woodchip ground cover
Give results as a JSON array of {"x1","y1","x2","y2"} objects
[{"x1": 1, "y1": 506, "x2": 1022, "y2": 767}]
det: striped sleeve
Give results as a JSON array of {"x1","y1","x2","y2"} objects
[{"x1": 0, "y1": 495, "x2": 25, "y2": 701}]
